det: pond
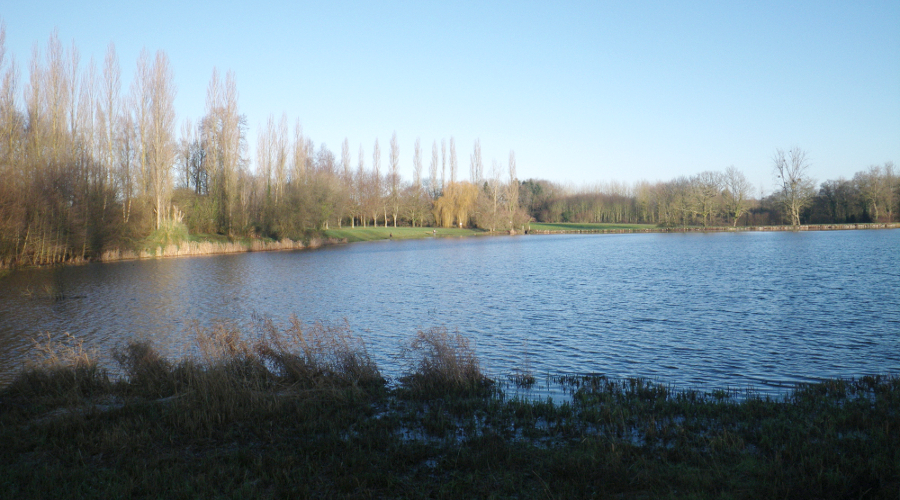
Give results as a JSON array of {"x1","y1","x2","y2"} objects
[{"x1": 1, "y1": 229, "x2": 898, "y2": 394}]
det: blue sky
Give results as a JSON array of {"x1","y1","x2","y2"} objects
[{"x1": 3, "y1": 1, "x2": 898, "y2": 194}]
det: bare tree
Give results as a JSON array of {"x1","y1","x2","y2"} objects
[
  {"x1": 291, "y1": 119, "x2": 306, "y2": 184},
  {"x1": 440, "y1": 138, "x2": 447, "y2": 193},
  {"x1": 100, "y1": 42, "x2": 120, "y2": 197},
  {"x1": 406, "y1": 137, "x2": 426, "y2": 227},
  {"x1": 341, "y1": 138, "x2": 351, "y2": 181},
  {"x1": 129, "y1": 48, "x2": 151, "y2": 197},
  {"x1": 179, "y1": 117, "x2": 195, "y2": 189},
  {"x1": 256, "y1": 115, "x2": 274, "y2": 205},
  {"x1": 222, "y1": 71, "x2": 244, "y2": 232},
  {"x1": 885, "y1": 161, "x2": 897, "y2": 222},
  {"x1": 773, "y1": 147, "x2": 815, "y2": 227},
  {"x1": 689, "y1": 171, "x2": 722, "y2": 227},
  {"x1": 477, "y1": 159, "x2": 504, "y2": 232},
  {"x1": 855, "y1": 164, "x2": 890, "y2": 222},
  {"x1": 506, "y1": 150, "x2": 520, "y2": 229},
  {"x1": 470, "y1": 138, "x2": 483, "y2": 185},
  {"x1": 449, "y1": 136, "x2": 457, "y2": 184},
  {"x1": 273, "y1": 114, "x2": 288, "y2": 204},
  {"x1": 45, "y1": 30, "x2": 71, "y2": 165},
  {"x1": 372, "y1": 138, "x2": 382, "y2": 226},
  {"x1": 388, "y1": 132, "x2": 400, "y2": 227},
  {"x1": 413, "y1": 138, "x2": 422, "y2": 190},
  {"x1": 354, "y1": 143, "x2": 366, "y2": 226},
  {"x1": 147, "y1": 50, "x2": 176, "y2": 230},
  {"x1": 722, "y1": 166, "x2": 751, "y2": 226},
  {"x1": 429, "y1": 140, "x2": 439, "y2": 198}
]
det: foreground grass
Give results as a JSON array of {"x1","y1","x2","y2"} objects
[
  {"x1": 325, "y1": 226, "x2": 484, "y2": 243},
  {"x1": 1, "y1": 326, "x2": 897, "y2": 499},
  {"x1": 529, "y1": 222, "x2": 658, "y2": 232}
]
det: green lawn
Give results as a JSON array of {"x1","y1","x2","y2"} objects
[
  {"x1": 529, "y1": 222, "x2": 657, "y2": 231},
  {"x1": 325, "y1": 226, "x2": 485, "y2": 243}
]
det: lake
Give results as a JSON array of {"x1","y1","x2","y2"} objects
[{"x1": 1, "y1": 229, "x2": 898, "y2": 393}]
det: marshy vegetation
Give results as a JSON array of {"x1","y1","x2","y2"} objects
[{"x1": 1, "y1": 322, "x2": 896, "y2": 498}]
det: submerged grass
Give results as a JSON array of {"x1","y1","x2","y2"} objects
[{"x1": 1, "y1": 325, "x2": 897, "y2": 498}]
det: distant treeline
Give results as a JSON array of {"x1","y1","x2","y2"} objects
[
  {"x1": 521, "y1": 159, "x2": 897, "y2": 228},
  {"x1": 0, "y1": 26, "x2": 896, "y2": 267}
]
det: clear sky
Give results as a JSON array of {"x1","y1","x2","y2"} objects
[{"x1": 3, "y1": 1, "x2": 898, "y2": 194}]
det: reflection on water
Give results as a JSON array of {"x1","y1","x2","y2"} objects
[{"x1": 1, "y1": 230, "x2": 899, "y2": 393}]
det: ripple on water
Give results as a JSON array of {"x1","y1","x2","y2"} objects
[{"x1": 1, "y1": 230, "x2": 899, "y2": 393}]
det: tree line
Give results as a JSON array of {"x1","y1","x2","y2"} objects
[
  {"x1": 519, "y1": 150, "x2": 896, "y2": 228},
  {"x1": 0, "y1": 26, "x2": 896, "y2": 267},
  {"x1": 0, "y1": 27, "x2": 532, "y2": 267}
]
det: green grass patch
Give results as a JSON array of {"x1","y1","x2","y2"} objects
[
  {"x1": 325, "y1": 226, "x2": 484, "y2": 243},
  {"x1": 143, "y1": 220, "x2": 190, "y2": 248},
  {"x1": 529, "y1": 222, "x2": 657, "y2": 231},
  {"x1": 1, "y1": 326, "x2": 896, "y2": 498}
]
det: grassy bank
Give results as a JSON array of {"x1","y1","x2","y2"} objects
[
  {"x1": 1, "y1": 323, "x2": 896, "y2": 499},
  {"x1": 325, "y1": 226, "x2": 485, "y2": 243},
  {"x1": 529, "y1": 222, "x2": 657, "y2": 232}
]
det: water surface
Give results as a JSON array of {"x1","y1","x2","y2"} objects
[{"x1": 1, "y1": 230, "x2": 898, "y2": 393}]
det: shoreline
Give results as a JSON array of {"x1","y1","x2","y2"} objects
[
  {"x1": 0, "y1": 235, "x2": 349, "y2": 272},
  {"x1": 3, "y1": 222, "x2": 897, "y2": 272},
  {"x1": 527, "y1": 222, "x2": 900, "y2": 235},
  {"x1": 95, "y1": 235, "x2": 347, "y2": 263}
]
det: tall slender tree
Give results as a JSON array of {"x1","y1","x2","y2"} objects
[
  {"x1": 388, "y1": 132, "x2": 400, "y2": 227},
  {"x1": 147, "y1": 50, "x2": 176, "y2": 230}
]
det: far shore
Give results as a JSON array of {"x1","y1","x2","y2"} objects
[
  {"x1": 2, "y1": 222, "x2": 897, "y2": 272},
  {"x1": 527, "y1": 221, "x2": 900, "y2": 234}
]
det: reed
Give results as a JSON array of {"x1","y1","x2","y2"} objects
[
  {"x1": 256, "y1": 316, "x2": 383, "y2": 390},
  {"x1": 112, "y1": 339, "x2": 177, "y2": 397},
  {"x1": 3, "y1": 332, "x2": 109, "y2": 408},
  {"x1": 399, "y1": 326, "x2": 492, "y2": 397}
]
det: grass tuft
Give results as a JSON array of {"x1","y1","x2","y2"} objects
[
  {"x1": 112, "y1": 339, "x2": 177, "y2": 397},
  {"x1": 399, "y1": 326, "x2": 492, "y2": 397},
  {"x1": 256, "y1": 316, "x2": 384, "y2": 390},
  {"x1": 3, "y1": 332, "x2": 109, "y2": 408}
]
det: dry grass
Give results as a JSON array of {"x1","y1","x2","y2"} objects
[
  {"x1": 105, "y1": 318, "x2": 383, "y2": 416},
  {"x1": 98, "y1": 238, "x2": 318, "y2": 262},
  {"x1": 4, "y1": 332, "x2": 109, "y2": 405},
  {"x1": 112, "y1": 339, "x2": 177, "y2": 397},
  {"x1": 399, "y1": 326, "x2": 492, "y2": 397},
  {"x1": 256, "y1": 316, "x2": 383, "y2": 389}
]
